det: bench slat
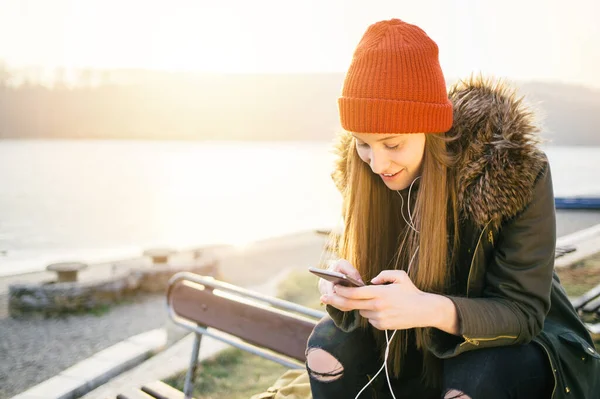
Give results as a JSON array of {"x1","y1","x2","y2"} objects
[
  {"x1": 572, "y1": 283, "x2": 600, "y2": 310},
  {"x1": 142, "y1": 381, "x2": 187, "y2": 399},
  {"x1": 116, "y1": 389, "x2": 155, "y2": 399},
  {"x1": 582, "y1": 297, "x2": 600, "y2": 313},
  {"x1": 170, "y1": 281, "x2": 316, "y2": 362}
]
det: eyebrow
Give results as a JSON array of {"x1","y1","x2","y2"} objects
[{"x1": 352, "y1": 134, "x2": 399, "y2": 142}]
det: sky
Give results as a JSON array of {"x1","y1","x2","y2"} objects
[{"x1": 0, "y1": 0, "x2": 599, "y2": 88}]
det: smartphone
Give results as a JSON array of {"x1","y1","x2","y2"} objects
[{"x1": 308, "y1": 266, "x2": 365, "y2": 287}]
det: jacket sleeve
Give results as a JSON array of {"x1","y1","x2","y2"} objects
[
  {"x1": 325, "y1": 305, "x2": 361, "y2": 332},
  {"x1": 430, "y1": 163, "x2": 556, "y2": 358}
]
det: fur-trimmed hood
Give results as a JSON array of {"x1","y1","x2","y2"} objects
[{"x1": 332, "y1": 76, "x2": 548, "y2": 228}]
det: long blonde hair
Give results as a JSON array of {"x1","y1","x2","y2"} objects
[{"x1": 332, "y1": 130, "x2": 460, "y2": 385}]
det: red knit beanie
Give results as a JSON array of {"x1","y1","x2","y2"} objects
[{"x1": 339, "y1": 19, "x2": 453, "y2": 134}]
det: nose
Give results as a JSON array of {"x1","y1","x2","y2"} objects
[{"x1": 369, "y1": 148, "x2": 389, "y2": 174}]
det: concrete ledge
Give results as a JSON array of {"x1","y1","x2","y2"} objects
[
  {"x1": 10, "y1": 329, "x2": 167, "y2": 399},
  {"x1": 556, "y1": 223, "x2": 600, "y2": 268}
]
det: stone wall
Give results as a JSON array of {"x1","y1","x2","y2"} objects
[
  {"x1": 134, "y1": 259, "x2": 220, "y2": 293},
  {"x1": 8, "y1": 259, "x2": 220, "y2": 317}
]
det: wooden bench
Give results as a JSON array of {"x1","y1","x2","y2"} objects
[
  {"x1": 555, "y1": 244, "x2": 576, "y2": 258},
  {"x1": 115, "y1": 271, "x2": 326, "y2": 399}
]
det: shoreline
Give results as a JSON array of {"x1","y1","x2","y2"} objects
[
  {"x1": 3, "y1": 207, "x2": 600, "y2": 280},
  {"x1": 0, "y1": 228, "x2": 335, "y2": 279}
]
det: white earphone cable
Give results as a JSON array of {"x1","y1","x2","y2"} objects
[
  {"x1": 354, "y1": 176, "x2": 421, "y2": 399},
  {"x1": 398, "y1": 175, "x2": 420, "y2": 234}
]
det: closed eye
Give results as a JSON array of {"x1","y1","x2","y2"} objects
[{"x1": 385, "y1": 144, "x2": 399, "y2": 150}]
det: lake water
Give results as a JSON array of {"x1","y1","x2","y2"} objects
[{"x1": 0, "y1": 140, "x2": 599, "y2": 276}]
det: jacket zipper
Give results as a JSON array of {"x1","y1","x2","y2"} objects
[
  {"x1": 462, "y1": 221, "x2": 520, "y2": 350},
  {"x1": 459, "y1": 335, "x2": 518, "y2": 347},
  {"x1": 535, "y1": 340, "x2": 558, "y2": 398},
  {"x1": 465, "y1": 219, "x2": 493, "y2": 297}
]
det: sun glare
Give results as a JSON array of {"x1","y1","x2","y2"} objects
[
  {"x1": 144, "y1": 6, "x2": 254, "y2": 73},
  {"x1": 0, "y1": 0, "x2": 598, "y2": 87},
  {"x1": 0, "y1": 0, "x2": 330, "y2": 74}
]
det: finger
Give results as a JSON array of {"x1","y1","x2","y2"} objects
[
  {"x1": 371, "y1": 270, "x2": 408, "y2": 285},
  {"x1": 358, "y1": 309, "x2": 377, "y2": 319},
  {"x1": 360, "y1": 312, "x2": 405, "y2": 331},
  {"x1": 320, "y1": 294, "x2": 353, "y2": 311},
  {"x1": 358, "y1": 311, "x2": 388, "y2": 330},
  {"x1": 366, "y1": 317, "x2": 385, "y2": 331},
  {"x1": 334, "y1": 284, "x2": 383, "y2": 299},
  {"x1": 318, "y1": 279, "x2": 334, "y2": 296},
  {"x1": 331, "y1": 259, "x2": 364, "y2": 283},
  {"x1": 320, "y1": 294, "x2": 376, "y2": 311}
]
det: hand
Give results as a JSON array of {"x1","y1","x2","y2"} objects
[
  {"x1": 317, "y1": 259, "x2": 364, "y2": 296},
  {"x1": 321, "y1": 270, "x2": 433, "y2": 330}
]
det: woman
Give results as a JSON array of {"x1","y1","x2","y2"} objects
[{"x1": 306, "y1": 18, "x2": 599, "y2": 399}]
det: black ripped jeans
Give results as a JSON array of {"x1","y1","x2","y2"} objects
[{"x1": 306, "y1": 317, "x2": 554, "y2": 399}]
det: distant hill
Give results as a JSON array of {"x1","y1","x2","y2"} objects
[
  {"x1": 516, "y1": 82, "x2": 600, "y2": 146},
  {"x1": 0, "y1": 71, "x2": 598, "y2": 145}
]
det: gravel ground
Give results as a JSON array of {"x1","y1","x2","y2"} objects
[{"x1": 0, "y1": 293, "x2": 167, "y2": 398}]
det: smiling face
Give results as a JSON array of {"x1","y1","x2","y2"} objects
[{"x1": 353, "y1": 132, "x2": 426, "y2": 191}]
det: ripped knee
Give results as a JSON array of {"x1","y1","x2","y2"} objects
[
  {"x1": 306, "y1": 348, "x2": 344, "y2": 382},
  {"x1": 444, "y1": 389, "x2": 471, "y2": 399}
]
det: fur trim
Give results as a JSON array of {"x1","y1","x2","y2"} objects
[
  {"x1": 331, "y1": 129, "x2": 353, "y2": 195},
  {"x1": 448, "y1": 76, "x2": 547, "y2": 228},
  {"x1": 331, "y1": 75, "x2": 547, "y2": 228}
]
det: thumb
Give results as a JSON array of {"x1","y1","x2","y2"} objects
[{"x1": 371, "y1": 270, "x2": 408, "y2": 285}]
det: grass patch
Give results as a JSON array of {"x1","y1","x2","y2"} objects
[
  {"x1": 87, "y1": 303, "x2": 112, "y2": 316},
  {"x1": 555, "y1": 252, "x2": 600, "y2": 297},
  {"x1": 276, "y1": 271, "x2": 321, "y2": 311},
  {"x1": 163, "y1": 348, "x2": 288, "y2": 399},
  {"x1": 164, "y1": 270, "x2": 321, "y2": 398},
  {"x1": 593, "y1": 334, "x2": 600, "y2": 352}
]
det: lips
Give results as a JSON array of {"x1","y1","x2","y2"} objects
[{"x1": 380, "y1": 170, "x2": 402, "y2": 181}]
